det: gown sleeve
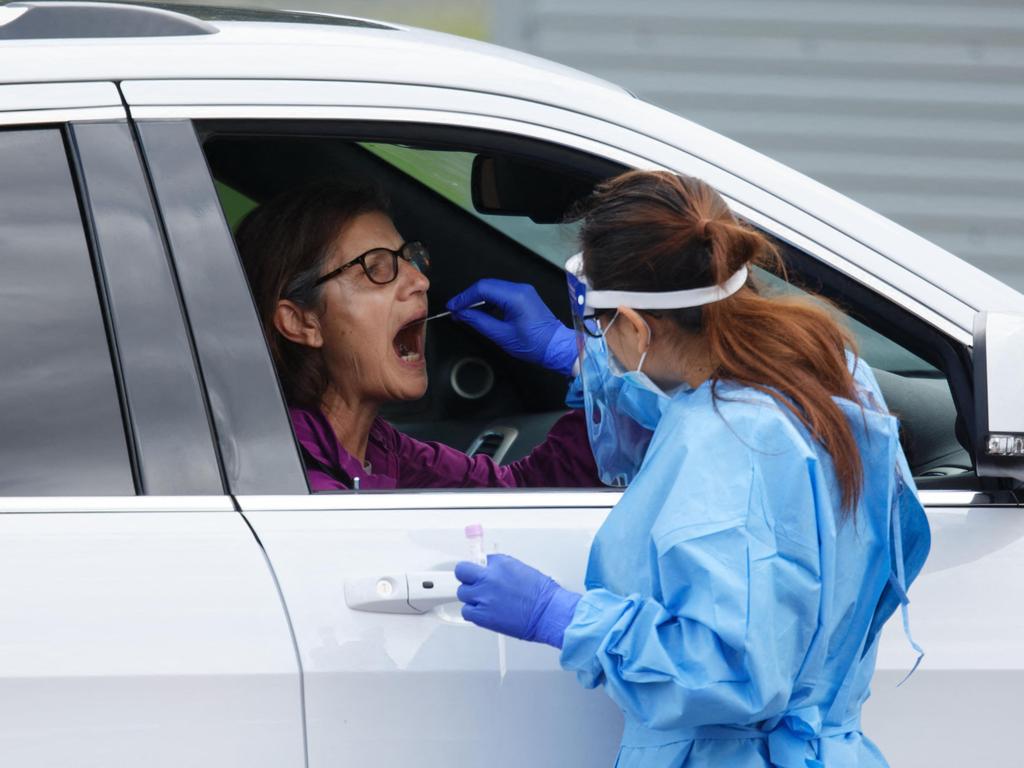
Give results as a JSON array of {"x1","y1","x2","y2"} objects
[{"x1": 560, "y1": 404, "x2": 825, "y2": 730}]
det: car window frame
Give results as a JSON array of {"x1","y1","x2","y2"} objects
[
  {"x1": 129, "y1": 99, "x2": 985, "y2": 501},
  {"x1": 122, "y1": 79, "x2": 978, "y2": 344},
  {"x1": 134, "y1": 118, "x2": 308, "y2": 496}
]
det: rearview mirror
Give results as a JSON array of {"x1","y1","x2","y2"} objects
[
  {"x1": 973, "y1": 311, "x2": 1024, "y2": 482},
  {"x1": 471, "y1": 154, "x2": 594, "y2": 224}
]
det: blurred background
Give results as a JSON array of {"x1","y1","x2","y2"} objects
[{"x1": 174, "y1": 0, "x2": 1024, "y2": 292}]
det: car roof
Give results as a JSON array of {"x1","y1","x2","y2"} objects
[
  {"x1": 0, "y1": 1, "x2": 632, "y2": 105},
  {"x1": 4, "y1": 1, "x2": 1022, "y2": 328}
]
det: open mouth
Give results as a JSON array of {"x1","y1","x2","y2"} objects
[{"x1": 393, "y1": 319, "x2": 425, "y2": 365}]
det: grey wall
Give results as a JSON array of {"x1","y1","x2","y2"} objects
[{"x1": 494, "y1": 0, "x2": 1024, "y2": 292}]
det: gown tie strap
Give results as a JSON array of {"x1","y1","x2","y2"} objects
[
  {"x1": 891, "y1": 468, "x2": 925, "y2": 686},
  {"x1": 766, "y1": 708, "x2": 860, "y2": 768}
]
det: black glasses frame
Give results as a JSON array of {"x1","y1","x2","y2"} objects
[
  {"x1": 314, "y1": 241, "x2": 430, "y2": 287},
  {"x1": 580, "y1": 310, "x2": 614, "y2": 338}
]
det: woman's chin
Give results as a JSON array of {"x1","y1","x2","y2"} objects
[{"x1": 391, "y1": 368, "x2": 429, "y2": 401}]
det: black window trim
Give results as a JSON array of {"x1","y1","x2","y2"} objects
[
  {"x1": 62, "y1": 123, "x2": 144, "y2": 494},
  {"x1": 66, "y1": 119, "x2": 225, "y2": 496},
  {"x1": 133, "y1": 118, "x2": 308, "y2": 496}
]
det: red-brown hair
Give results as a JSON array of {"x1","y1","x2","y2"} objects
[{"x1": 576, "y1": 170, "x2": 863, "y2": 515}]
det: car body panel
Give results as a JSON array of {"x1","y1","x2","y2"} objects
[
  {"x1": 238, "y1": 493, "x2": 624, "y2": 766},
  {"x1": 0, "y1": 498, "x2": 305, "y2": 768},
  {"x1": 864, "y1": 500, "x2": 1024, "y2": 765},
  {"x1": 0, "y1": 80, "x2": 124, "y2": 123},
  {"x1": 238, "y1": 488, "x2": 1024, "y2": 767}
]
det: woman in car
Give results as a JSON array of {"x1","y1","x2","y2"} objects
[
  {"x1": 235, "y1": 180, "x2": 599, "y2": 491},
  {"x1": 452, "y1": 170, "x2": 930, "y2": 767}
]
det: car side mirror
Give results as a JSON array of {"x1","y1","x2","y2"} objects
[
  {"x1": 470, "y1": 154, "x2": 594, "y2": 224},
  {"x1": 973, "y1": 311, "x2": 1024, "y2": 482}
]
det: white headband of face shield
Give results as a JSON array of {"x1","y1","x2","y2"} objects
[{"x1": 565, "y1": 252, "x2": 749, "y2": 311}]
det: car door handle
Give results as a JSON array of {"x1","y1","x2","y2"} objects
[{"x1": 344, "y1": 571, "x2": 460, "y2": 615}]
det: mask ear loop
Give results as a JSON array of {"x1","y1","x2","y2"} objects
[
  {"x1": 636, "y1": 318, "x2": 653, "y2": 374},
  {"x1": 597, "y1": 310, "x2": 620, "y2": 338},
  {"x1": 601, "y1": 310, "x2": 654, "y2": 374}
]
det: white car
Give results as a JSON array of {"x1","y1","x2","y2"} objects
[{"x1": 1, "y1": 2, "x2": 1021, "y2": 766}]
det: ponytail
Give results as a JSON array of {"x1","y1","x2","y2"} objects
[{"x1": 576, "y1": 170, "x2": 864, "y2": 516}]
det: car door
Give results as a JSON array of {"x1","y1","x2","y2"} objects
[
  {"x1": 125, "y1": 79, "x2": 1024, "y2": 768},
  {"x1": 0, "y1": 85, "x2": 304, "y2": 767}
]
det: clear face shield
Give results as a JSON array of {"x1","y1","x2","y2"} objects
[
  {"x1": 565, "y1": 253, "x2": 749, "y2": 488},
  {"x1": 567, "y1": 259, "x2": 652, "y2": 487}
]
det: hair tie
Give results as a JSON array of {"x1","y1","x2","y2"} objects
[{"x1": 699, "y1": 218, "x2": 713, "y2": 241}]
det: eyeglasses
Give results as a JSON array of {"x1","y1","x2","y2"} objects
[
  {"x1": 580, "y1": 310, "x2": 616, "y2": 339},
  {"x1": 314, "y1": 241, "x2": 430, "y2": 287}
]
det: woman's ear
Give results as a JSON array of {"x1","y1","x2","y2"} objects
[
  {"x1": 273, "y1": 300, "x2": 323, "y2": 348},
  {"x1": 616, "y1": 306, "x2": 652, "y2": 358}
]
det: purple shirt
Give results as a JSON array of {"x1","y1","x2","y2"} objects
[{"x1": 290, "y1": 406, "x2": 600, "y2": 491}]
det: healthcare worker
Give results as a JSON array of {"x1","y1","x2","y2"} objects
[{"x1": 449, "y1": 170, "x2": 930, "y2": 767}]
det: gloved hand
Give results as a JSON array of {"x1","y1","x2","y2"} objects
[
  {"x1": 446, "y1": 279, "x2": 577, "y2": 376},
  {"x1": 455, "y1": 554, "x2": 581, "y2": 649}
]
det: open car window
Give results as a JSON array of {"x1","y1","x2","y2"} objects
[
  {"x1": 361, "y1": 143, "x2": 581, "y2": 268},
  {"x1": 204, "y1": 129, "x2": 601, "y2": 485},
  {"x1": 202, "y1": 123, "x2": 973, "y2": 491}
]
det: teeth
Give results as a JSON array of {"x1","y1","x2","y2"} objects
[{"x1": 401, "y1": 353, "x2": 421, "y2": 363}]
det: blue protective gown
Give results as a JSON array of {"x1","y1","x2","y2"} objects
[{"x1": 560, "y1": 361, "x2": 928, "y2": 768}]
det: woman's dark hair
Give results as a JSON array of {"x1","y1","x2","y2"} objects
[
  {"x1": 235, "y1": 179, "x2": 390, "y2": 408},
  {"x1": 574, "y1": 170, "x2": 864, "y2": 515}
]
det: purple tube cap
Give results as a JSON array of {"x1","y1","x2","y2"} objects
[{"x1": 464, "y1": 523, "x2": 484, "y2": 538}]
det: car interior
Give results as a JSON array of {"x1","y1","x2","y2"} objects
[{"x1": 199, "y1": 120, "x2": 975, "y2": 489}]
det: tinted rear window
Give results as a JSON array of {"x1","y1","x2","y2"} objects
[{"x1": 0, "y1": 128, "x2": 134, "y2": 495}]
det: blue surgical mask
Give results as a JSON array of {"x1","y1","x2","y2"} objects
[
  {"x1": 602, "y1": 312, "x2": 675, "y2": 431},
  {"x1": 618, "y1": 369, "x2": 675, "y2": 431}
]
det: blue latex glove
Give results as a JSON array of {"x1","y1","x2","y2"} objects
[
  {"x1": 455, "y1": 554, "x2": 581, "y2": 649},
  {"x1": 446, "y1": 279, "x2": 577, "y2": 376}
]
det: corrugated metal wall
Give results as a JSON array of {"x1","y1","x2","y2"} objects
[{"x1": 493, "y1": 0, "x2": 1024, "y2": 292}]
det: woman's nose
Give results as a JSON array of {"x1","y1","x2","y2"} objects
[{"x1": 396, "y1": 256, "x2": 430, "y2": 295}]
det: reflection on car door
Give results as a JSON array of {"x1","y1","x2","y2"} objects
[{"x1": 238, "y1": 492, "x2": 624, "y2": 767}]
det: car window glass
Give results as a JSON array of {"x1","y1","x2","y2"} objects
[
  {"x1": 755, "y1": 267, "x2": 938, "y2": 376},
  {"x1": 0, "y1": 128, "x2": 134, "y2": 496}
]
